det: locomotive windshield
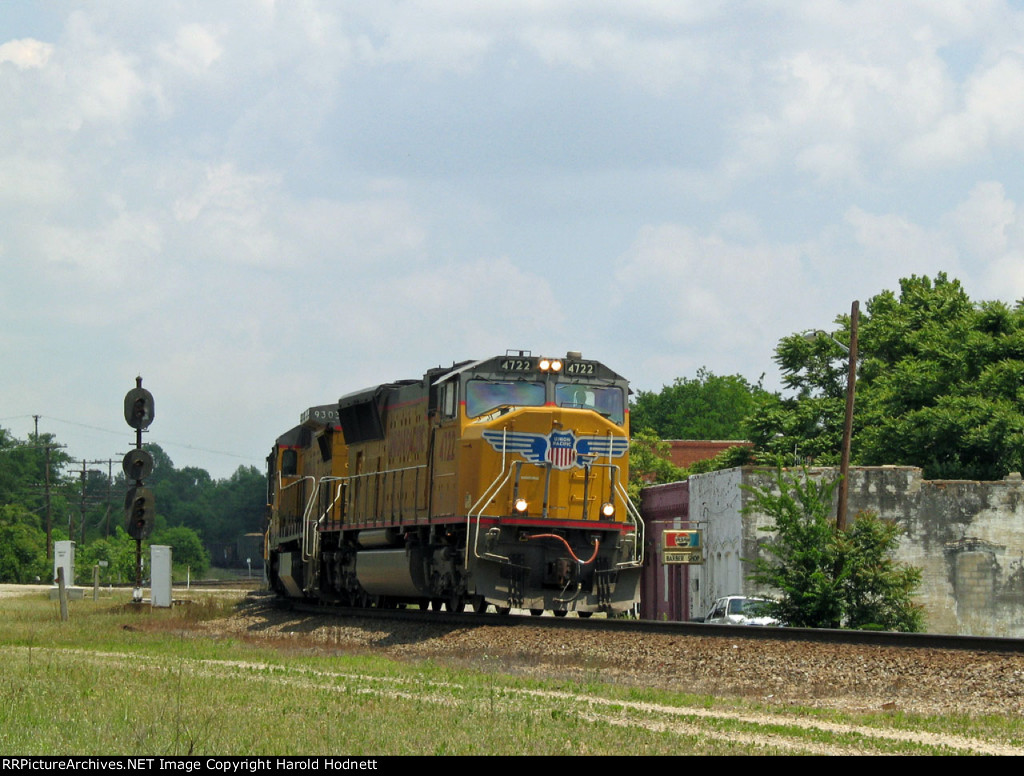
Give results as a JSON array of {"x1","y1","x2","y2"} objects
[
  {"x1": 554, "y1": 383, "x2": 624, "y2": 423},
  {"x1": 466, "y1": 379, "x2": 545, "y2": 417}
]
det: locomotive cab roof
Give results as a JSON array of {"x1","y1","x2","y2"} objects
[{"x1": 431, "y1": 352, "x2": 627, "y2": 385}]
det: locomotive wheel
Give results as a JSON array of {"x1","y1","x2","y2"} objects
[
  {"x1": 473, "y1": 596, "x2": 488, "y2": 614},
  {"x1": 529, "y1": 609, "x2": 544, "y2": 617},
  {"x1": 577, "y1": 612, "x2": 593, "y2": 619},
  {"x1": 553, "y1": 610, "x2": 567, "y2": 617},
  {"x1": 429, "y1": 599, "x2": 443, "y2": 611},
  {"x1": 447, "y1": 595, "x2": 465, "y2": 613},
  {"x1": 497, "y1": 606, "x2": 511, "y2": 616}
]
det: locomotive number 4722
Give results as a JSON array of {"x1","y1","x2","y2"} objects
[{"x1": 564, "y1": 361, "x2": 596, "y2": 375}]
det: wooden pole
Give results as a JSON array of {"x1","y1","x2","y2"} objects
[
  {"x1": 837, "y1": 300, "x2": 859, "y2": 531},
  {"x1": 57, "y1": 567, "x2": 68, "y2": 622}
]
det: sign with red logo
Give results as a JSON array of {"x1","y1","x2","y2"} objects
[{"x1": 663, "y1": 529, "x2": 702, "y2": 564}]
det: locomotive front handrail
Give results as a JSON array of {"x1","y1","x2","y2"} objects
[
  {"x1": 466, "y1": 463, "x2": 518, "y2": 568},
  {"x1": 272, "y1": 472, "x2": 318, "y2": 557},
  {"x1": 615, "y1": 479, "x2": 645, "y2": 568}
]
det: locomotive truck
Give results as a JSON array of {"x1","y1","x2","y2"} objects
[{"x1": 265, "y1": 350, "x2": 643, "y2": 615}]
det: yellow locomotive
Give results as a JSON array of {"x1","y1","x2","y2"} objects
[{"x1": 265, "y1": 350, "x2": 643, "y2": 615}]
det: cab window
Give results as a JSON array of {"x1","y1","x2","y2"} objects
[
  {"x1": 465, "y1": 379, "x2": 545, "y2": 418},
  {"x1": 554, "y1": 384, "x2": 624, "y2": 424},
  {"x1": 441, "y1": 380, "x2": 458, "y2": 419}
]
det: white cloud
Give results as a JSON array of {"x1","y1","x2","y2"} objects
[
  {"x1": 0, "y1": 38, "x2": 53, "y2": 69},
  {"x1": 521, "y1": 25, "x2": 711, "y2": 95},
  {"x1": 947, "y1": 182, "x2": 1024, "y2": 301},
  {"x1": 7, "y1": 2, "x2": 1024, "y2": 477},
  {"x1": 613, "y1": 222, "x2": 811, "y2": 388},
  {"x1": 0, "y1": 156, "x2": 71, "y2": 205},
  {"x1": 156, "y1": 24, "x2": 224, "y2": 75},
  {"x1": 905, "y1": 52, "x2": 1024, "y2": 165},
  {"x1": 950, "y1": 181, "x2": 1016, "y2": 256}
]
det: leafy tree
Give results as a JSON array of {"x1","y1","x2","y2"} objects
[
  {"x1": 0, "y1": 505, "x2": 48, "y2": 583},
  {"x1": 685, "y1": 444, "x2": 759, "y2": 475},
  {"x1": 0, "y1": 428, "x2": 73, "y2": 526},
  {"x1": 840, "y1": 512, "x2": 924, "y2": 632},
  {"x1": 0, "y1": 429, "x2": 261, "y2": 573},
  {"x1": 745, "y1": 468, "x2": 923, "y2": 631},
  {"x1": 631, "y1": 368, "x2": 767, "y2": 440},
  {"x1": 748, "y1": 273, "x2": 1024, "y2": 479},
  {"x1": 150, "y1": 525, "x2": 210, "y2": 576},
  {"x1": 627, "y1": 430, "x2": 686, "y2": 501},
  {"x1": 207, "y1": 465, "x2": 266, "y2": 546},
  {"x1": 857, "y1": 275, "x2": 1024, "y2": 479},
  {"x1": 77, "y1": 527, "x2": 139, "y2": 585},
  {"x1": 114, "y1": 446, "x2": 265, "y2": 560}
]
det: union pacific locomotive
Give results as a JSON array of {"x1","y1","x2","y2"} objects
[{"x1": 265, "y1": 350, "x2": 643, "y2": 615}]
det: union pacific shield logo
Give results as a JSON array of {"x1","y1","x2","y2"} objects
[
  {"x1": 546, "y1": 431, "x2": 576, "y2": 470},
  {"x1": 481, "y1": 429, "x2": 628, "y2": 469}
]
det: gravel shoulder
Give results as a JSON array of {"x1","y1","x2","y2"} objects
[{"x1": 202, "y1": 592, "x2": 1024, "y2": 720}]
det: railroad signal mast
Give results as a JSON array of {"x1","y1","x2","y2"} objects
[{"x1": 123, "y1": 377, "x2": 155, "y2": 602}]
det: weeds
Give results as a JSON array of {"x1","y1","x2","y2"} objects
[{"x1": 0, "y1": 589, "x2": 1018, "y2": 755}]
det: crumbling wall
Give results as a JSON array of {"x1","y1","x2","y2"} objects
[{"x1": 689, "y1": 466, "x2": 1024, "y2": 636}]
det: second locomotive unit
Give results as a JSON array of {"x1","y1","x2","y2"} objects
[{"x1": 265, "y1": 350, "x2": 643, "y2": 615}]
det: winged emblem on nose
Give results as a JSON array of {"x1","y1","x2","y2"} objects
[{"x1": 481, "y1": 430, "x2": 628, "y2": 471}]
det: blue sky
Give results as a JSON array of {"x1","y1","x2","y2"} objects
[{"x1": 3, "y1": 1, "x2": 1024, "y2": 478}]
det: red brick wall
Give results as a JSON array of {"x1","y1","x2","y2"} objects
[{"x1": 666, "y1": 440, "x2": 751, "y2": 469}]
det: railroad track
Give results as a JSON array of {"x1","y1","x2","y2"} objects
[{"x1": 271, "y1": 593, "x2": 1024, "y2": 654}]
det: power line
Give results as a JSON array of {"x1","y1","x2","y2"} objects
[{"x1": 12, "y1": 415, "x2": 260, "y2": 463}]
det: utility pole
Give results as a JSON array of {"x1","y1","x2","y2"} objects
[
  {"x1": 80, "y1": 459, "x2": 87, "y2": 544},
  {"x1": 836, "y1": 300, "x2": 859, "y2": 531},
  {"x1": 106, "y1": 458, "x2": 113, "y2": 537},
  {"x1": 25, "y1": 417, "x2": 66, "y2": 559},
  {"x1": 44, "y1": 443, "x2": 52, "y2": 559}
]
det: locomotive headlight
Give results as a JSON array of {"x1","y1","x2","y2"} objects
[
  {"x1": 539, "y1": 358, "x2": 563, "y2": 372},
  {"x1": 600, "y1": 501, "x2": 616, "y2": 518},
  {"x1": 514, "y1": 497, "x2": 529, "y2": 514}
]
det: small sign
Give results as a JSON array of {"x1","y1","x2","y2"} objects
[{"x1": 663, "y1": 529, "x2": 703, "y2": 565}]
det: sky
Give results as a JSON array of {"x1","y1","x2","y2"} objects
[{"x1": 3, "y1": 1, "x2": 1024, "y2": 480}]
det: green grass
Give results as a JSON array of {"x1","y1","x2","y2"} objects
[{"x1": 0, "y1": 591, "x2": 1019, "y2": 756}]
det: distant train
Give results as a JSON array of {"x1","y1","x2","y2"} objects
[{"x1": 264, "y1": 350, "x2": 643, "y2": 615}]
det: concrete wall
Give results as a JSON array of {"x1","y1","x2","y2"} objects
[
  {"x1": 687, "y1": 467, "x2": 744, "y2": 619},
  {"x1": 686, "y1": 465, "x2": 1024, "y2": 636}
]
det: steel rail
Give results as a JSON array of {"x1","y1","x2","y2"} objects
[{"x1": 270, "y1": 594, "x2": 1024, "y2": 654}]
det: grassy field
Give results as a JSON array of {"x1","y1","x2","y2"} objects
[{"x1": 0, "y1": 589, "x2": 1020, "y2": 756}]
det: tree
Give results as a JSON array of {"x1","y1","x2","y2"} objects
[
  {"x1": 857, "y1": 275, "x2": 1024, "y2": 479},
  {"x1": 77, "y1": 527, "x2": 138, "y2": 585},
  {"x1": 207, "y1": 465, "x2": 266, "y2": 546},
  {"x1": 0, "y1": 427, "x2": 74, "y2": 524},
  {"x1": 840, "y1": 512, "x2": 924, "y2": 632},
  {"x1": 0, "y1": 429, "x2": 261, "y2": 572},
  {"x1": 745, "y1": 468, "x2": 923, "y2": 631},
  {"x1": 627, "y1": 429, "x2": 687, "y2": 501},
  {"x1": 150, "y1": 525, "x2": 210, "y2": 576},
  {"x1": 631, "y1": 368, "x2": 767, "y2": 440},
  {"x1": 748, "y1": 273, "x2": 1024, "y2": 479},
  {"x1": 0, "y1": 505, "x2": 48, "y2": 583}
]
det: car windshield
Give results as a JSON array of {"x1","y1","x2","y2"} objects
[
  {"x1": 465, "y1": 380, "x2": 545, "y2": 418},
  {"x1": 743, "y1": 599, "x2": 770, "y2": 616},
  {"x1": 726, "y1": 598, "x2": 770, "y2": 616},
  {"x1": 554, "y1": 384, "x2": 624, "y2": 424}
]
